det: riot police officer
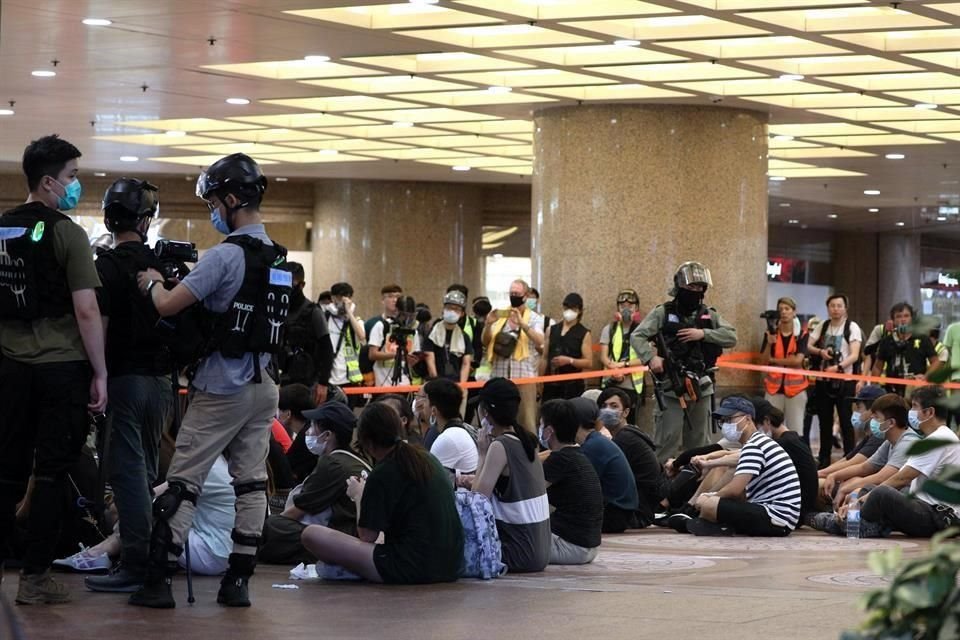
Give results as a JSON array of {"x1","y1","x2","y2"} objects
[
  {"x1": 630, "y1": 262, "x2": 737, "y2": 462},
  {"x1": 129, "y1": 154, "x2": 292, "y2": 609}
]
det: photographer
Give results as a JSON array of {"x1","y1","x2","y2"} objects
[
  {"x1": 806, "y1": 294, "x2": 863, "y2": 468},
  {"x1": 871, "y1": 302, "x2": 939, "y2": 395},
  {"x1": 368, "y1": 295, "x2": 422, "y2": 387},
  {"x1": 760, "y1": 297, "x2": 808, "y2": 435}
]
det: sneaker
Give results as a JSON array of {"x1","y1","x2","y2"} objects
[
  {"x1": 859, "y1": 518, "x2": 891, "y2": 539},
  {"x1": 687, "y1": 518, "x2": 734, "y2": 537},
  {"x1": 809, "y1": 512, "x2": 843, "y2": 536},
  {"x1": 652, "y1": 512, "x2": 671, "y2": 528},
  {"x1": 52, "y1": 546, "x2": 111, "y2": 573},
  {"x1": 667, "y1": 513, "x2": 693, "y2": 534},
  {"x1": 15, "y1": 571, "x2": 71, "y2": 605},
  {"x1": 86, "y1": 567, "x2": 145, "y2": 593}
]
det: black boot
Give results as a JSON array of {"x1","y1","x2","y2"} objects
[
  {"x1": 217, "y1": 553, "x2": 256, "y2": 608},
  {"x1": 128, "y1": 562, "x2": 177, "y2": 609}
]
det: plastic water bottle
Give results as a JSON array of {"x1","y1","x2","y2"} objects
[{"x1": 846, "y1": 491, "x2": 861, "y2": 540}]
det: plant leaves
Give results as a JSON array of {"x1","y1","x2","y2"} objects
[
  {"x1": 893, "y1": 583, "x2": 936, "y2": 610},
  {"x1": 907, "y1": 439, "x2": 960, "y2": 456},
  {"x1": 921, "y1": 478, "x2": 960, "y2": 505}
]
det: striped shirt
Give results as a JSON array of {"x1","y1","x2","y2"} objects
[{"x1": 735, "y1": 431, "x2": 801, "y2": 529}]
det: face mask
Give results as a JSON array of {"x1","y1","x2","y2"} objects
[
  {"x1": 480, "y1": 415, "x2": 494, "y2": 436},
  {"x1": 676, "y1": 287, "x2": 703, "y2": 312},
  {"x1": 851, "y1": 411, "x2": 864, "y2": 430},
  {"x1": 429, "y1": 414, "x2": 438, "y2": 430},
  {"x1": 908, "y1": 409, "x2": 924, "y2": 430},
  {"x1": 210, "y1": 208, "x2": 231, "y2": 235},
  {"x1": 442, "y1": 309, "x2": 461, "y2": 324},
  {"x1": 869, "y1": 418, "x2": 891, "y2": 439},
  {"x1": 305, "y1": 434, "x2": 326, "y2": 456},
  {"x1": 562, "y1": 309, "x2": 578, "y2": 323},
  {"x1": 720, "y1": 417, "x2": 744, "y2": 442},
  {"x1": 619, "y1": 307, "x2": 634, "y2": 323},
  {"x1": 336, "y1": 302, "x2": 347, "y2": 316},
  {"x1": 538, "y1": 424, "x2": 550, "y2": 449},
  {"x1": 598, "y1": 408, "x2": 621, "y2": 429},
  {"x1": 525, "y1": 298, "x2": 538, "y2": 311},
  {"x1": 509, "y1": 295, "x2": 525, "y2": 309},
  {"x1": 322, "y1": 303, "x2": 337, "y2": 315},
  {"x1": 54, "y1": 178, "x2": 82, "y2": 211}
]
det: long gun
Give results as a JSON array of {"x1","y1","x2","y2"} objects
[{"x1": 654, "y1": 332, "x2": 697, "y2": 431}]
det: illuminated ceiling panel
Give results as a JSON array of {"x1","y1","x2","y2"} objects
[
  {"x1": 770, "y1": 147, "x2": 875, "y2": 159},
  {"x1": 804, "y1": 134, "x2": 944, "y2": 146},
  {"x1": 392, "y1": 134, "x2": 519, "y2": 147},
  {"x1": 343, "y1": 52, "x2": 532, "y2": 74},
  {"x1": 433, "y1": 119, "x2": 533, "y2": 135},
  {"x1": 202, "y1": 60, "x2": 381, "y2": 80},
  {"x1": 829, "y1": 30, "x2": 960, "y2": 53},
  {"x1": 887, "y1": 89, "x2": 960, "y2": 106},
  {"x1": 747, "y1": 55, "x2": 921, "y2": 76},
  {"x1": 667, "y1": 78, "x2": 835, "y2": 96},
  {"x1": 358, "y1": 148, "x2": 482, "y2": 160},
  {"x1": 438, "y1": 68, "x2": 614, "y2": 88},
  {"x1": 457, "y1": 144, "x2": 532, "y2": 157},
  {"x1": 768, "y1": 123, "x2": 885, "y2": 137},
  {"x1": 299, "y1": 76, "x2": 471, "y2": 94},
  {"x1": 312, "y1": 124, "x2": 457, "y2": 139},
  {"x1": 932, "y1": 132, "x2": 960, "y2": 142},
  {"x1": 741, "y1": 93, "x2": 899, "y2": 109},
  {"x1": 660, "y1": 36, "x2": 849, "y2": 59},
  {"x1": 148, "y1": 155, "x2": 280, "y2": 167},
  {"x1": 740, "y1": 7, "x2": 946, "y2": 33},
  {"x1": 768, "y1": 159, "x2": 817, "y2": 170},
  {"x1": 883, "y1": 120, "x2": 960, "y2": 134},
  {"x1": 454, "y1": 0, "x2": 676, "y2": 20},
  {"x1": 284, "y1": 4, "x2": 504, "y2": 29},
  {"x1": 679, "y1": 0, "x2": 868, "y2": 8},
  {"x1": 768, "y1": 138, "x2": 821, "y2": 150},
  {"x1": 827, "y1": 72, "x2": 960, "y2": 91},
  {"x1": 595, "y1": 61, "x2": 763, "y2": 83},
  {"x1": 566, "y1": 15, "x2": 767, "y2": 41},
  {"x1": 260, "y1": 96, "x2": 419, "y2": 112},
  {"x1": 497, "y1": 45, "x2": 686, "y2": 67},
  {"x1": 201, "y1": 129, "x2": 341, "y2": 144},
  {"x1": 357, "y1": 107, "x2": 500, "y2": 124},
  {"x1": 773, "y1": 168, "x2": 867, "y2": 178},
  {"x1": 926, "y1": 3, "x2": 960, "y2": 18},
  {"x1": 228, "y1": 113, "x2": 380, "y2": 129},
  {"x1": 906, "y1": 52, "x2": 960, "y2": 70},
  {"x1": 252, "y1": 152, "x2": 378, "y2": 164},
  {"x1": 811, "y1": 107, "x2": 957, "y2": 121},
  {"x1": 93, "y1": 133, "x2": 225, "y2": 146},
  {"x1": 390, "y1": 89, "x2": 557, "y2": 107},
  {"x1": 392, "y1": 24, "x2": 599, "y2": 49},
  {"x1": 173, "y1": 142, "x2": 313, "y2": 155},
  {"x1": 418, "y1": 156, "x2": 530, "y2": 168},
  {"x1": 119, "y1": 118, "x2": 262, "y2": 133},
  {"x1": 478, "y1": 165, "x2": 533, "y2": 175},
  {"x1": 284, "y1": 139, "x2": 412, "y2": 152},
  {"x1": 528, "y1": 84, "x2": 692, "y2": 100}
]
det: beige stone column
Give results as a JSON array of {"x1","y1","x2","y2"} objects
[
  {"x1": 312, "y1": 180, "x2": 484, "y2": 319},
  {"x1": 532, "y1": 104, "x2": 769, "y2": 388}
]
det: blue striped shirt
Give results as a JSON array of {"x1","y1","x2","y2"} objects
[{"x1": 735, "y1": 431, "x2": 801, "y2": 529}]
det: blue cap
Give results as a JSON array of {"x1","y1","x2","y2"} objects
[
  {"x1": 852, "y1": 384, "x2": 885, "y2": 404},
  {"x1": 712, "y1": 396, "x2": 756, "y2": 419}
]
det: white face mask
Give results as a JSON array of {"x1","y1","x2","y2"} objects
[
  {"x1": 442, "y1": 309, "x2": 461, "y2": 324},
  {"x1": 562, "y1": 309, "x2": 578, "y2": 323},
  {"x1": 322, "y1": 303, "x2": 337, "y2": 315},
  {"x1": 305, "y1": 433, "x2": 327, "y2": 456},
  {"x1": 720, "y1": 416, "x2": 746, "y2": 442}
]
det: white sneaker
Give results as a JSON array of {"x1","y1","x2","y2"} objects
[{"x1": 52, "y1": 546, "x2": 111, "y2": 573}]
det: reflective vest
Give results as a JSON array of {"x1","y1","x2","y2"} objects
[
  {"x1": 334, "y1": 322, "x2": 364, "y2": 385},
  {"x1": 764, "y1": 333, "x2": 809, "y2": 397},
  {"x1": 607, "y1": 322, "x2": 644, "y2": 394},
  {"x1": 463, "y1": 316, "x2": 476, "y2": 342}
]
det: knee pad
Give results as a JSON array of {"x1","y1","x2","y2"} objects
[
  {"x1": 234, "y1": 480, "x2": 267, "y2": 498},
  {"x1": 231, "y1": 529, "x2": 262, "y2": 550},
  {"x1": 153, "y1": 481, "x2": 198, "y2": 522}
]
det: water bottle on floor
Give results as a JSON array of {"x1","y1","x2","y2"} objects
[{"x1": 846, "y1": 491, "x2": 860, "y2": 540}]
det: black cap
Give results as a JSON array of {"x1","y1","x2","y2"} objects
[
  {"x1": 712, "y1": 396, "x2": 756, "y2": 419},
  {"x1": 303, "y1": 401, "x2": 356, "y2": 443},
  {"x1": 569, "y1": 396, "x2": 599, "y2": 428},
  {"x1": 851, "y1": 384, "x2": 885, "y2": 404}
]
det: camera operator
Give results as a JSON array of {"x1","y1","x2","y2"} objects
[
  {"x1": 129, "y1": 153, "x2": 291, "y2": 609},
  {"x1": 368, "y1": 295, "x2": 422, "y2": 387},
  {"x1": 83, "y1": 179, "x2": 178, "y2": 594},
  {"x1": 760, "y1": 297, "x2": 808, "y2": 435},
  {"x1": 806, "y1": 294, "x2": 863, "y2": 468},
  {"x1": 871, "y1": 302, "x2": 940, "y2": 395}
]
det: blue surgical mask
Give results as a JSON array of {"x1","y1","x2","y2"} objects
[
  {"x1": 869, "y1": 418, "x2": 890, "y2": 439},
  {"x1": 56, "y1": 178, "x2": 82, "y2": 211},
  {"x1": 538, "y1": 424, "x2": 550, "y2": 449},
  {"x1": 525, "y1": 298, "x2": 538, "y2": 311},
  {"x1": 210, "y1": 207, "x2": 231, "y2": 235},
  {"x1": 851, "y1": 411, "x2": 864, "y2": 430},
  {"x1": 908, "y1": 409, "x2": 923, "y2": 430}
]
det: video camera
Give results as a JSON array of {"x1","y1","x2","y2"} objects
[
  {"x1": 821, "y1": 335, "x2": 843, "y2": 369},
  {"x1": 155, "y1": 239, "x2": 198, "y2": 280},
  {"x1": 760, "y1": 309, "x2": 780, "y2": 334}
]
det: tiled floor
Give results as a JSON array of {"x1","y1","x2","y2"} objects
[{"x1": 3, "y1": 528, "x2": 919, "y2": 640}]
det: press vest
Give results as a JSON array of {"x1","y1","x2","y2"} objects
[
  {"x1": 763, "y1": 333, "x2": 809, "y2": 398},
  {"x1": 608, "y1": 322, "x2": 644, "y2": 394}
]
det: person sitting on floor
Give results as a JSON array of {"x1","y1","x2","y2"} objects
[
  {"x1": 373, "y1": 393, "x2": 422, "y2": 446},
  {"x1": 300, "y1": 402, "x2": 463, "y2": 584},
  {"x1": 423, "y1": 378, "x2": 478, "y2": 478},
  {"x1": 819, "y1": 385, "x2": 887, "y2": 496},
  {"x1": 539, "y1": 399, "x2": 603, "y2": 565}
]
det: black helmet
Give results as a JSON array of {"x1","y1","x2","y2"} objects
[
  {"x1": 102, "y1": 178, "x2": 159, "y2": 233},
  {"x1": 196, "y1": 153, "x2": 267, "y2": 207}
]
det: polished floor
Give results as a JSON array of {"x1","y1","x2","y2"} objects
[{"x1": 3, "y1": 527, "x2": 921, "y2": 640}]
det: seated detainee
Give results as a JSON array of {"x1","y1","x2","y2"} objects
[
  {"x1": 657, "y1": 436, "x2": 742, "y2": 517},
  {"x1": 300, "y1": 403, "x2": 463, "y2": 584},
  {"x1": 681, "y1": 396, "x2": 801, "y2": 536},
  {"x1": 856, "y1": 385, "x2": 960, "y2": 538},
  {"x1": 569, "y1": 397, "x2": 640, "y2": 533},
  {"x1": 539, "y1": 400, "x2": 602, "y2": 565},
  {"x1": 260, "y1": 403, "x2": 371, "y2": 566},
  {"x1": 818, "y1": 385, "x2": 886, "y2": 488},
  {"x1": 459, "y1": 378, "x2": 551, "y2": 574},
  {"x1": 424, "y1": 378, "x2": 478, "y2": 476},
  {"x1": 597, "y1": 387, "x2": 666, "y2": 528}
]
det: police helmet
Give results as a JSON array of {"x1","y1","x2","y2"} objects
[
  {"x1": 196, "y1": 153, "x2": 267, "y2": 207},
  {"x1": 102, "y1": 178, "x2": 159, "y2": 233},
  {"x1": 443, "y1": 290, "x2": 467, "y2": 309},
  {"x1": 673, "y1": 261, "x2": 713, "y2": 290}
]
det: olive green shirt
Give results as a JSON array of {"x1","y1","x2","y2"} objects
[
  {"x1": 629, "y1": 303, "x2": 737, "y2": 365},
  {"x1": 0, "y1": 217, "x2": 101, "y2": 364}
]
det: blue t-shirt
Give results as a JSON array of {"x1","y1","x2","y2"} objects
[
  {"x1": 580, "y1": 431, "x2": 640, "y2": 511},
  {"x1": 180, "y1": 224, "x2": 273, "y2": 395}
]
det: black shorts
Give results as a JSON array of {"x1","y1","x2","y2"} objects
[{"x1": 717, "y1": 499, "x2": 791, "y2": 537}]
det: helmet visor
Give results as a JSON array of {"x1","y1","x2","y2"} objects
[{"x1": 675, "y1": 263, "x2": 713, "y2": 288}]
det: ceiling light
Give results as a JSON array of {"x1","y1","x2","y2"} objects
[
  {"x1": 895, "y1": 221, "x2": 905, "y2": 227},
  {"x1": 164, "y1": 130, "x2": 187, "y2": 137},
  {"x1": 787, "y1": 219, "x2": 799, "y2": 224},
  {"x1": 119, "y1": 156, "x2": 139, "y2": 162},
  {"x1": 225, "y1": 98, "x2": 250, "y2": 105},
  {"x1": 773, "y1": 135, "x2": 794, "y2": 141},
  {"x1": 779, "y1": 74, "x2": 805, "y2": 81},
  {"x1": 0, "y1": 109, "x2": 13, "y2": 116},
  {"x1": 614, "y1": 39, "x2": 641, "y2": 47},
  {"x1": 769, "y1": 176, "x2": 787, "y2": 181},
  {"x1": 275, "y1": 177, "x2": 289, "y2": 182},
  {"x1": 31, "y1": 70, "x2": 56, "y2": 78},
  {"x1": 487, "y1": 85, "x2": 513, "y2": 94},
  {"x1": 452, "y1": 165, "x2": 471, "y2": 171},
  {"x1": 869, "y1": 208, "x2": 879, "y2": 212},
  {"x1": 937, "y1": 216, "x2": 947, "y2": 221},
  {"x1": 864, "y1": 189, "x2": 880, "y2": 195},
  {"x1": 885, "y1": 153, "x2": 905, "y2": 160},
  {"x1": 914, "y1": 102, "x2": 938, "y2": 110},
  {"x1": 779, "y1": 203, "x2": 791, "y2": 207},
  {"x1": 82, "y1": 18, "x2": 112, "y2": 26},
  {"x1": 827, "y1": 213, "x2": 838, "y2": 219},
  {"x1": 392, "y1": 121, "x2": 415, "y2": 127},
  {"x1": 304, "y1": 55, "x2": 331, "y2": 63},
  {"x1": 319, "y1": 149, "x2": 339, "y2": 155},
  {"x1": 409, "y1": 0, "x2": 440, "y2": 4},
  {"x1": 94, "y1": 172, "x2": 107, "y2": 177}
]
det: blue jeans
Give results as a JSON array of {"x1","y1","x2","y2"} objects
[{"x1": 105, "y1": 375, "x2": 173, "y2": 571}]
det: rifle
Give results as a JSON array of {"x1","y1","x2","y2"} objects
[{"x1": 653, "y1": 332, "x2": 700, "y2": 432}]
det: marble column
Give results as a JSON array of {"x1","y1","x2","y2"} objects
[
  {"x1": 312, "y1": 180, "x2": 484, "y2": 319},
  {"x1": 532, "y1": 104, "x2": 769, "y2": 387},
  {"x1": 877, "y1": 233, "x2": 921, "y2": 319}
]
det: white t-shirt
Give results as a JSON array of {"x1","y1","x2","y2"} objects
[
  {"x1": 809, "y1": 318, "x2": 863, "y2": 374},
  {"x1": 368, "y1": 321, "x2": 422, "y2": 387},
  {"x1": 430, "y1": 426, "x2": 479, "y2": 473},
  {"x1": 906, "y1": 425, "x2": 960, "y2": 510}
]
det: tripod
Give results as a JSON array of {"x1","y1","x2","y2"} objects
[{"x1": 390, "y1": 333, "x2": 411, "y2": 386}]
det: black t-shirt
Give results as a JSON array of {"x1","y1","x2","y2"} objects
[
  {"x1": 773, "y1": 431, "x2": 819, "y2": 516},
  {"x1": 542, "y1": 446, "x2": 603, "y2": 549},
  {"x1": 294, "y1": 450, "x2": 370, "y2": 536},
  {"x1": 425, "y1": 327, "x2": 475, "y2": 381},
  {"x1": 847, "y1": 433, "x2": 884, "y2": 461},
  {"x1": 613, "y1": 425, "x2": 666, "y2": 525},
  {"x1": 876, "y1": 334, "x2": 937, "y2": 379}
]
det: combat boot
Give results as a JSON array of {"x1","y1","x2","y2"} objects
[
  {"x1": 128, "y1": 561, "x2": 178, "y2": 609},
  {"x1": 216, "y1": 553, "x2": 256, "y2": 607}
]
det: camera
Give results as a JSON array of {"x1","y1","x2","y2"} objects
[
  {"x1": 760, "y1": 309, "x2": 780, "y2": 334},
  {"x1": 155, "y1": 239, "x2": 197, "y2": 280}
]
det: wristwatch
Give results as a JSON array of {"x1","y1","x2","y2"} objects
[{"x1": 145, "y1": 279, "x2": 162, "y2": 294}]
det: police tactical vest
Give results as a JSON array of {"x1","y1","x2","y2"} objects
[
  {"x1": 0, "y1": 204, "x2": 73, "y2": 321},
  {"x1": 661, "y1": 301, "x2": 721, "y2": 375}
]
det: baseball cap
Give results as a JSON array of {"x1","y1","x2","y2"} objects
[
  {"x1": 852, "y1": 384, "x2": 885, "y2": 404},
  {"x1": 303, "y1": 401, "x2": 357, "y2": 443},
  {"x1": 569, "y1": 396, "x2": 599, "y2": 428},
  {"x1": 712, "y1": 396, "x2": 756, "y2": 419}
]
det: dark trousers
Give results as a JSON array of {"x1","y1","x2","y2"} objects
[
  {"x1": 541, "y1": 379, "x2": 586, "y2": 402},
  {"x1": 103, "y1": 374, "x2": 172, "y2": 572},
  {"x1": 0, "y1": 358, "x2": 92, "y2": 573},
  {"x1": 861, "y1": 485, "x2": 952, "y2": 538},
  {"x1": 602, "y1": 503, "x2": 637, "y2": 533},
  {"x1": 814, "y1": 380, "x2": 856, "y2": 467}
]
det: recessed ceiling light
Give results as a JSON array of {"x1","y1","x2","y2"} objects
[
  {"x1": 0, "y1": 109, "x2": 13, "y2": 116},
  {"x1": 827, "y1": 213, "x2": 838, "y2": 219},
  {"x1": 164, "y1": 130, "x2": 187, "y2": 137},
  {"x1": 779, "y1": 203, "x2": 791, "y2": 207},
  {"x1": 409, "y1": 0, "x2": 440, "y2": 4},
  {"x1": 119, "y1": 156, "x2": 139, "y2": 162},
  {"x1": 914, "y1": 103, "x2": 938, "y2": 110},
  {"x1": 769, "y1": 176, "x2": 787, "y2": 181},
  {"x1": 319, "y1": 149, "x2": 339, "y2": 155},
  {"x1": 885, "y1": 153, "x2": 905, "y2": 160},
  {"x1": 895, "y1": 221, "x2": 905, "y2": 227},
  {"x1": 869, "y1": 208, "x2": 879, "y2": 212},
  {"x1": 275, "y1": 177, "x2": 289, "y2": 182},
  {"x1": 773, "y1": 135, "x2": 794, "y2": 141},
  {"x1": 31, "y1": 70, "x2": 56, "y2": 78},
  {"x1": 304, "y1": 55, "x2": 331, "y2": 63},
  {"x1": 614, "y1": 39, "x2": 641, "y2": 47},
  {"x1": 82, "y1": 18, "x2": 112, "y2": 26},
  {"x1": 392, "y1": 121, "x2": 415, "y2": 127},
  {"x1": 864, "y1": 189, "x2": 880, "y2": 195},
  {"x1": 487, "y1": 85, "x2": 512, "y2": 94},
  {"x1": 787, "y1": 219, "x2": 799, "y2": 224},
  {"x1": 779, "y1": 74, "x2": 805, "y2": 81},
  {"x1": 94, "y1": 172, "x2": 107, "y2": 177},
  {"x1": 225, "y1": 98, "x2": 250, "y2": 105},
  {"x1": 937, "y1": 216, "x2": 947, "y2": 221},
  {"x1": 452, "y1": 165, "x2": 471, "y2": 171}
]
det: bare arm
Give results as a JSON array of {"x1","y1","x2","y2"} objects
[
  {"x1": 716, "y1": 473, "x2": 751, "y2": 500},
  {"x1": 882, "y1": 464, "x2": 923, "y2": 491},
  {"x1": 471, "y1": 441, "x2": 508, "y2": 498},
  {"x1": 459, "y1": 354, "x2": 472, "y2": 384},
  {"x1": 73, "y1": 288, "x2": 108, "y2": 413}
]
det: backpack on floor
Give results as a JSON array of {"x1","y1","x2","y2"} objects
[{"x1": 455, "y1": 490, "x2": 506, "y2": 580}]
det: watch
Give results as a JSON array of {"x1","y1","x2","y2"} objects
[{"x1": 146, "y1": 279, "x2": 161, "y2": 294}]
